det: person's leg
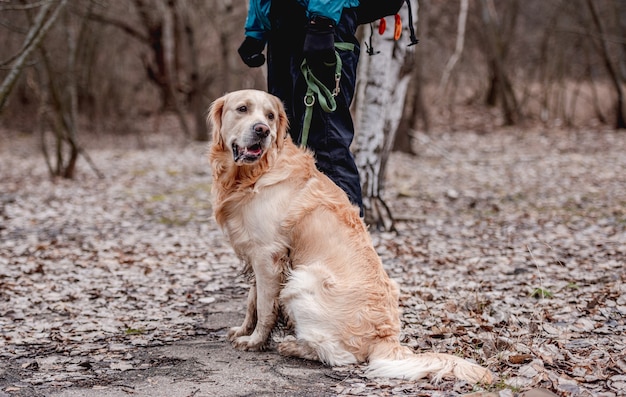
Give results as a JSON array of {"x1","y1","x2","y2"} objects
[
  {"x1": 270, "y1": 4, "x2": 363, "y2": 213},
  {"x1": 291, "y1": 8, "x2": 363, "y2": 212},
  {"x1": 267, "y1": 0, "x2": 306, "y2": 128}
]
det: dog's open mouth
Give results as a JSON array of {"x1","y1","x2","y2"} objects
[{"x1": 232, "y1": 142, "x2": 264, "y2": 163}]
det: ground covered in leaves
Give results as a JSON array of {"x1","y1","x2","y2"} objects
[{"x1": 1, "y1": 127, "x2": 625, "y2": 396}]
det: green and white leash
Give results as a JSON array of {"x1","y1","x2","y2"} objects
[{"x1": 299, "y1": 42, "x2": 355, "y2": 147}]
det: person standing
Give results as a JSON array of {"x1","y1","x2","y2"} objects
[{"x1": 236, "y1": 0, "x2": 364, "y2": 214}]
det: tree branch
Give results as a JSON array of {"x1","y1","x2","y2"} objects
[
  {"x1": 438, "y1": 0, "x2": 468, "y2": 99},
  {"x1": 0, "y1": 0, "x2": 68, "y2": 112},
  {"x1": 84, "y1": 12, "x2": 150, "y2": 44},
  {"x1": 0, "y1": 0, "x2": 52, "y2": 11}
]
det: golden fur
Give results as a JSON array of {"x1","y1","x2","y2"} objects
[{"x1": 208, "y1": 89, "x2": 493, "y2": 384}]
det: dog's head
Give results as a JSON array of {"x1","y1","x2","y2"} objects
[{"x1": 208, "y1": 90, "x2": 288, "y2": 165}]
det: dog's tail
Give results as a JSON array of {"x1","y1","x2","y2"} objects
[{"x1": 366, "y1": 342, "x2": 493, "y2": 384}]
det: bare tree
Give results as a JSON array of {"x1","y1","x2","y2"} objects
[
  {"x1": 0, "y1": 0, "x2": 67, "y2": 111},
  {"x1": 0, "y1": 0, "x2": 101, "y2": 179},
  {"x1": 395, "y1": 0, "x2": 431, "y2": 150},
  {"x1": 353, "y1": 1, "x2": 419, "y2": 230},
  {"x1": 179, "y1": 2, "x2": 213, "y2": 141},
  {"x1": 438, "y1": 0, "x2": 469, "y2": 98},
  {"x1": 86, "y1": 0, "x2": 192, "y2": 137},
  {"x1": 586, "y1": 0, "x2": 626, "y2": 129},
  {"x1": 33, "y1": 3, "x2": 103, "y2": 179},
  {"x1": 477, "y1": 0, "x2": 521, "y2": 125}
]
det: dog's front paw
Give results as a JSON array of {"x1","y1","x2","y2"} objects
[
  {"x1": 227, "y1": 326, "x2": 249, "y2": 341},
  {"x1": 231, "y1": 334, "x2": 267, "y2": 351}
]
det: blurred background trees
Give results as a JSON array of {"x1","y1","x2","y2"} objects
[{"x1": 1, "y1": 0, "x2": 625, "y2": 167}]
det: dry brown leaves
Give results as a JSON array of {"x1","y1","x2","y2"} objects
[{"x1": 1, "y1": 127, "x2": 625, "y2": 396}]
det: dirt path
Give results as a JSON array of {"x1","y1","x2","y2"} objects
[{"x1": 1, "y1": 128, "x2": 624, "y2": 396}]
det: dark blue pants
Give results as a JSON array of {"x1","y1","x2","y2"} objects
[{"x1": 267, "y1": 1, "x2": 364, "y2": 213}]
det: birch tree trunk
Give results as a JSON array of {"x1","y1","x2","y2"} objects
[{"x1": 353, "y1": 1, "x2": 418, "y2": 230}]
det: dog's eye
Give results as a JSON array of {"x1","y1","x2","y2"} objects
[
  {"x1": 267, "y1": 112, "x2": 275, "y2": 121},
  {"x1": 237, "y1": 105, "x2": 247, "y2": 113}
]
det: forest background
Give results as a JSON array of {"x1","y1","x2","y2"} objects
[{"x1": 1, "y1": 0, "x2": 625, "y2": 160}]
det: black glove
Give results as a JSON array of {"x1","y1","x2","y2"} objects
[
  {"x1": 238, "y1": 36, "x2": 266, "y2": 68},
  {"x1": 303, "y1": 16, "x2": 336, "y2": 87}
]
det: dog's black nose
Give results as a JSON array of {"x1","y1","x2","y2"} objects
[{"x1": 253, "y1": 123, "x2": 270, "y2": 139}]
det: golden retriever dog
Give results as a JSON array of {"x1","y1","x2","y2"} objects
[{"x1": 208, "y1": 89, "x2": 493, "y2": 384}]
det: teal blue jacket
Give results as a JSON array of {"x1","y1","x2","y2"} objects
[{"x1": 244, "y1": 0, "x2": 360, "y2": 42}]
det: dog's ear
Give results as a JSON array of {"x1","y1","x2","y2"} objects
[
  {"x1": 272, "y1": 96, "x2": 289, "y2": 149},
  {"x1": 208, "y1": 96, "x2": 226, "y2": 150}
]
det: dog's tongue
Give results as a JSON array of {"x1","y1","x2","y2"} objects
[
  {"x1": 234, "y1": 143, "x2": 263, "y2": 163},
  {"x1": 245, "y1": 145, "x2": 262, "y2": 156}
]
